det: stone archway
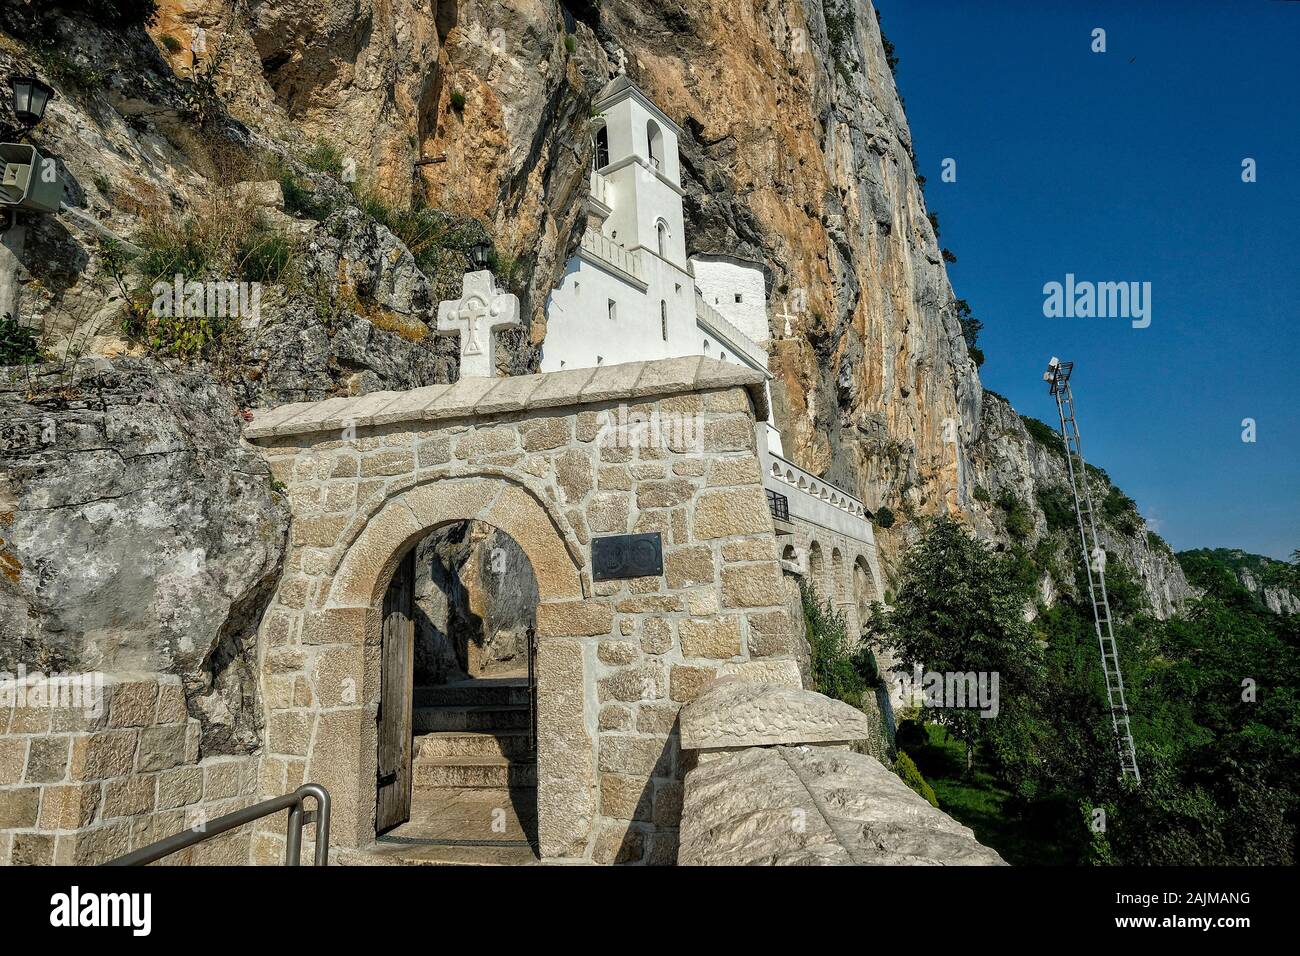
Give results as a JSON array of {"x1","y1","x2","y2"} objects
[
  {"x1": 285, "y1": 475, "x2": 594, "y2": 857},
  {"x1": 245, "y1": 356, "x2": 803, "y2": 865}
]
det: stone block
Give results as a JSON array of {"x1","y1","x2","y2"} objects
[
  {"x1": 746, "y1": 609, "x2": 794, "y2": 657},
  {"x1": 452, "y1": 427, "x2": 517, "y2": 461},
  {"x1": 24, "y1": 734, "x2": 70, "y2": 783},
  {"x1": 707, "y1": 455, "x2": 762, "y2": 487},
  {"x1": 598, "y1": 665, "x2": 666, "y2": 703},
  {"x1": 536, "y1": 600, "x2": 613, "y2": 638},
  {"x1": 636, "y1": 703, "x2": 681, "y2": 735},
  {"x1": 703, "y1": 417, "x2": 755, "y2": 452},
  {"x1": 268, "y1": 712, "x2": 312, "y2": 756},
  {"x1": 601, "y1": 774, "x2": 653, "y2": 822},
  {"x1": 520, "y1": 415, "x2": 573, "y2": 451},
  {"x1": 679, "y1": 617, "x2": 743, "y2": 660},
  {"x1": 694, "y1": 487, "x2": 772, "y2": 539},
  {"x1": 0, "y1": 786, "x2": 40, "y2": 828},
  {"x1": 653, "y1": 780, "x2": 684, "y2": 826},
  {"x1": 722, "y1": 537, "x2": 776, "y2": 562},
  {"x1": 670, "y1": 665, "x2": 718, "y2": 703},
  {"x1": 665, "y1": 546, "x2": 715, "y2": 589},
  {"x1": 721, "y1": 562, "x2": 783, "y2": 608},
  {"x1": 157, "y1": 766, "x2": 203, "y2": 810},
  {"x1": 597, "y1": 641, "x2": 639, "y2": 666},
  {"x1": 11, "y1": 832, "x2": 54, "y2": 866},
  {"x1": 102, "y1": 774, "x2": 156, "y2": 818},
  {"x1": 718, "y1": 659, "x2": 803, "y2": 687},
  {"x1": 598, "y1": 735, "x2": 675, "y2": 777},
  {"x1": 36, "y1": 783, "x2": 98, "y2": 829},
  {"x1": 679, "y1": 679, "x2": 871, "y2": 751},
  {"x1": 554, "y1": 448, "x2": 594, "y2": 504},
  {"x1": 0, "y1": 738, "x2": 28, "y2": 785},
  {"x1": 599, "y1": 705, "x2": 634, "y2": 732},
  {"x1": 138, "y1": 723, "x2": 188, "y2": 772},
  {"x1": 155, "y1": 681, "x2": 189, "y2": 724},
  {"x1": 585, "y1": 492, "x2": 630, "y2": 533},
  {"x1": 635, "y1": 479, "x2": 696, "y2": 509},
  {"x1": 69, "y1": 729, "x2": 139, "y2": 781},
  {"x1": 592, "y1": 821, "x2": 646, "y2": 865},
  {"x1": 108, "y1": 679, "x2": 159, "y2": 728},
  {"x1": 639, "y1": 619, "x2": 673, "y2": 656}
]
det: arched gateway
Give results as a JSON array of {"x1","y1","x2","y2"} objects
[{"x1": 244, "y1": 356, "x2": 802, "y2": 864}]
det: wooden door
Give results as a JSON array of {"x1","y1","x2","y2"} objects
[{"x1": 376, "y1": 549, "x2": 415, "y2": 834}]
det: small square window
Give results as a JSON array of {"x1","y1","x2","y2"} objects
[
  {"x1": 735, "y1": 293, "x2": 743, "y2": 304},
  {"x1": 608, "y1": 299, "x2": 617, "y2": 321}
]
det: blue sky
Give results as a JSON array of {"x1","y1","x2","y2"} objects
[{"x1": 872, "y1": 0, "x2": 1300, "y2": 560}]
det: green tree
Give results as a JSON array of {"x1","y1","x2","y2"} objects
[{"x1": 866, "y1": 516, "x2": 1042, "y2": 772}]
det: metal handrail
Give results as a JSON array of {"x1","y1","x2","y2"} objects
[{"x1": 104, "y1": 783, "x2": 331, "y2": 867}]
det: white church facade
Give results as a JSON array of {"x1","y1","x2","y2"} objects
[{"x1": 539, "y1": 77, "x2": 885, "y2": 630}]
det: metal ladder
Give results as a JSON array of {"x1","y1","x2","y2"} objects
[{"x1": 1046, "y1": 360, "x2": 1141, "y2": 784}]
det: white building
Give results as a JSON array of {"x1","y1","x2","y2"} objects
[{"x1": 540, "y1": 76, "x2": 885, "y2": 628}]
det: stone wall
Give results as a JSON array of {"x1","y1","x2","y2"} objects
[
  {"x1": 243, "y1": 357, "x2": 807, "y2": 863},
  {"x1": 0, "y1": 673, "x2": 259, "y2": 865},
  {"x1": 675, "y1": 678, "x2": 1004, "y2": 865}
]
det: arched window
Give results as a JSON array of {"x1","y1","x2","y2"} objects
[
  {"x1": 660, "y1": 300, "x2": 668, "y2": 341},
  {"x1": 646, "y1": 120, "x2": 663, "y2": 169},
  {"x1": 593, "y1": 124, "x2": 610, "y2": 170},
  {"x1": 656, "y1": 220, "x2": 669, "y2": 258}
]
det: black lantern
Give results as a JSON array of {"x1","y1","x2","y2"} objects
[
  {"x1": 468, "y1": 241, "x2": 492, "y2": 271},
  {"x1": 9, "y1": 75, "x2": 55, "y2": 132}
]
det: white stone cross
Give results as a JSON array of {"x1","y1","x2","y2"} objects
[{"x1": 436, "y1": 270, "x2": 521, "y2": 378}]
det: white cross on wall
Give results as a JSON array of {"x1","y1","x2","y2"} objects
[{"x1": 436, "y1": 270, "x2": 521, "y2": 378}]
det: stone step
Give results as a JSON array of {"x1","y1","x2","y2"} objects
[
  {"x1": 413, "y1": 757, "x2": 538, "y2": 790},
  {"x1": 412, "y1": 704, "x2": 530, "y2": 733},
  {"x1": 414, "y1": 680, "x2": 531, "y2": 708},
  {"x1": 415, "y1": 731, "x2": 534, "y2": 761}
]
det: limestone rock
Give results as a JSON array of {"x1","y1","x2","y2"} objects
[
  {"x1": 678, "y1": 745, "x2": 1006, "y2": 866},
  {"x1": 679, "y1": 678, "x2": 871, "y2": 751},
  {"x1": 0, "y1": 359, "x2": 289, "y2": 755}
]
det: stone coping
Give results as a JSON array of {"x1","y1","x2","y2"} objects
[
  {"x1": 244, "y1": 357, "x2": 768, "y2": 441},
  {"x1": 679, "y1": 677, "x2": 872, "y2": 752}
]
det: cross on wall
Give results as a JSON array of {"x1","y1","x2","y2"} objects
[{"x1": 436, "y1": 271, "x2": 521, "y2": 378}]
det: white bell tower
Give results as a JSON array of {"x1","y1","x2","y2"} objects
[{"x1": 592, "y1": 77, "x2": 688, "y2": 268}]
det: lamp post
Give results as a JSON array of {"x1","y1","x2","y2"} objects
[
  {"x1": 8, "y1": 75, "x2": 55, "y2": 137},
  {"x1": 3, "y1": 75, "x2": 55, "y2": 320},
  {"x1": 469, "y1": 241, "x2": 492, "y2": 272}
]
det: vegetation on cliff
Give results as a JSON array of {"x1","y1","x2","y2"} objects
[{"x1": 871, "y1": 518, "x2": 1300, "y2": 865}]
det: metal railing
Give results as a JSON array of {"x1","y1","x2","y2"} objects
[
  {"x1": 766, "y1": 488, "x2": 790, "y2": 522},
  {"x1": 105, "y1": 783, "x2": 331, "y2": 867}
]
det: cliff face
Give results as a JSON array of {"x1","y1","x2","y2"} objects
[
  {"x1": 132, "y1": 0, "x2": 982, "y2": 524},
  {"x1": 970, "y1": 393, "x2": 1192, "y2": 618},
  {"x1": 0, "y1": 0, "x2": 1192, "y2": 755}
]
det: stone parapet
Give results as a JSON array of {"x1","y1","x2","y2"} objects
[{"x1": 0, "y1": 672, "x2": 259, "y2": 866}]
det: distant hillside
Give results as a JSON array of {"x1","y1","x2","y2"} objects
[{"x1": 1178, "y1": 548, "x2": 1300, "y2": 615}]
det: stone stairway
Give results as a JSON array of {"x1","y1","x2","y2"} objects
[
  {"x1": 411, "y1": 676, "x2": 534, "y2": 789},
  {"x1": 374, "y1": 675, "x2": 538, "y2": 864}
]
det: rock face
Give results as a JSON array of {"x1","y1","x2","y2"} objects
[
  {"x1": 0, "y1": 359, "x2": 288, "y2": 755},
  {"x1": 411, "y1": 520, "x2": 538, "y2": 683},
  {"x1": 969, "y1": 392, "x2": 1192, "y2": 618},
  {"x1": 678, "y1": 744, "x2": 1005, "y2": 865},
  {"x1": 679, "y1": 677, "x2": 871, "y2": 751}
]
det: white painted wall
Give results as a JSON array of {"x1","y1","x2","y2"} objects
[{"x1": 691, "y1": 256, "x2": 770, "y2": 346}]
